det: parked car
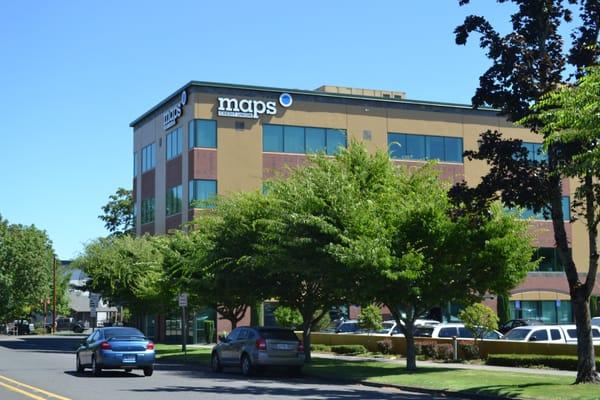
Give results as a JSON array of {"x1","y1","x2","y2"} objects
[
  {"x1": 498, "y1": 319, "x2": 544, "y2": 334},
  {"x1": 560, "y1": 324, "x2": 600, "y2": 344},
  {"x1": 6, "y1": 320, "x2": 34, "y2": 335},
  {"x1": 334, "y1": 320, "x2": 360, "y2": 334},
  {"x1": 211, "y1": 326, "x2": 304, "y2": 376},
  {"x1": 75, "y1": 327, "x2": 155, "y2": 376},
  {"x1": 502, "y1": 325, "x2": 567, "y2": 343},
  {"x1": 592, "y1": 317, "x2": 600, "y2": 327},
  {"x1": 356, "y1": 320, "x2": 403, "y2": 336},
  {"x1": 46, "y1": 317, "x2": 85, "y2": 333},
  {"x1": 414, "y1": 323, "x2": 503, "y2": 340}
]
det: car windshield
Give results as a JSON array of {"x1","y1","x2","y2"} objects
[
  {"x1": 505, "y1": 328, "x2": 531, "y2": 340},
  {"x1": 104, "y1": 328, "x2": 145, "y2": 340},
  {"x1": 259, "y1": 329, "x2": 298, "y2": 341}
]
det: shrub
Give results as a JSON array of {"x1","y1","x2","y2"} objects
[
  {"x1": 203, "y1": 320, "x2": 215, "y2": 343},
  {"x1": 311, "y1": 344, "x2": 331, "y2": 352},
  {"x1": 415, "y1": 343, "x2": 437, "y2": 358},
  {"x1": 274, "y1": 306, "x2": 303, "y2": 329},
  {"x1": 487, "y1": 354, "x2": 600, "y2": 371},
  {"x1": 330, "y1": 344, "x2": 368, "y2": 355},
  {"x1": 435, "y1": 344, "x2": 454, "y2": 360},
  {"x1": 376, "y1": 339, "x2": 393, "y2": 354},
  {"x1": 459, "y1": 343, "x2": 480, "y2": 360},
  {"x1": 358, "y1": 305, "x2": 383, "y2": 332}
]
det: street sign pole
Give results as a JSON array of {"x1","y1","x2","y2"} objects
[{"x1": 179, "y1": 293, "x2": 188, "y2": 354}]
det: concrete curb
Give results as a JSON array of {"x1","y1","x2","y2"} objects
[{"x1": 359, "y1": 380, "x2": 512, "y2": 400}]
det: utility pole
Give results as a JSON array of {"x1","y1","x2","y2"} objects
[{"x1": 52, "y1": 257, "x2": 57, "y2": 334}]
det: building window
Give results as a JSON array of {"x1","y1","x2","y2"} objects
[
  {"x1": 189, "y1": 119, "x2": 217, "y2": 148},
  {"x1": 166, "y1": 128, "x2": 182, "y2": 160},
  {"x1": 141, "y1": 143, "x2": 156, "y2": 173},
  {"x1": 133, "y1": 152, "x2": 139, "y2": 177},
  {"x1": 189, "y1": 179, "x2": 217, "y2": 208},
  {"x1": 533, "y1": 247, "x2": 571, "y2": 272},
  {"x1": 520, "y1": 196, "x2": 571, "y2": 221},
  {"x1": 166, "y1": 185, "x2": 183, "y2": 216},
  {"x1": 509, "y1": 300, "x2": 572, "y2": 324},
  {"x1": 263, "y1": 124, "x2": 347, "y2": 155},
  {"x1": 522, "y1": 142, "x2": 547, "y2": 162},
  {"x1": 141, "y1": 198, "x2": 155, "y2": 224},
  {"x1": 388, "y1": 133, "x2": 463, "y2": 163}
]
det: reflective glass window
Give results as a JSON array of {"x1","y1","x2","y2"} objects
[
  {"x1": 166, "y1": 185, "x2": 182, "y2": 216},
  {"x1": 263, "y1": 124, "x2": 284, "y2": 152},
  {"x1": 444, "y1": 137, "x2": 463, "y2": 162},
  {"x1": 306, "y1": 128, "x2": 326, "y2": 153},
  {"x1": 189, "y1": 119, "x2": 217, "y2": 148},
  {"x1": 141, "y1": 143, "x2": 155, "y2": 173},
  {"x1": 326, "y1": 129, "x2": 347, "y2": 155},
  {"x1": 166, "y1": 128, "x2": 182, "y2": 160},
  {"x1": 388, "y1": 133, "x2": 406, "y2": 159},
  {"x1": 141, "y1": 197, "x2": 155, "y2": 224},
  {"x1": 189, "y1": 179, "x2": 217, "y2": 208},
  {"x1": 284, "y1": 126, "x2": 305, "y2": 153},
  {"x1": 405, "y1": 134, "x2": 425, "y2": 160},
  {"x1": 426, "y1": 136, "x2": 445, "y2": 160},
  {"x1": 530, "y1": 329, "x2": 548, "y2": 341},
  {"x1": 438, "y1": 327, "x2": 457, "y2": 338}
]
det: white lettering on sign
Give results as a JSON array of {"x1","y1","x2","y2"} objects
[
  {"x1": 163, "y1": 91, "x2": 188, "y2": 130},
  {"x1": 217, "y1": 95, "x2": 284, "y2": 119}
]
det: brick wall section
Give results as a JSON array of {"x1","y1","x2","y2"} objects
[
  {"x1": 530, "y1": 221, "x2": 572, "y2": 248},
  {"x1": 141, "y1": 169, "x2": 155, "y2": 199},
  {"x1": 216, "y1": 309, "x2": 252, "y2": 334},
  {"x1": 189, "y1": 149, "x2": 217, "y2": 180},
  {"x1": 394, "y1": 160, "x2": 465, "y2": 184},
  {"x1": 140, "y1": 223, "x2": 154, "y2": 235},
  {"x1": 165, "y1": 214, "x2": 182, "y2": 232},
  {"x1": 263, "y1": 153, "x2": 310, "y2": 179},
  {"x1": 166, "y1": 155, "x2": 182, "y2": 188}
]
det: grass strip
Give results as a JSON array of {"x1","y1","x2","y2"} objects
[
  {"x1": 306, "y1": 357, "x2": 600, "y2": 400},
  {"x1": 155, "y1": 344, "x2": 211, "y2": 364}
]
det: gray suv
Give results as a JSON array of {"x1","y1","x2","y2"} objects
[{"x1": 210, "y1": 327, "x2": 305, "y2": 376}]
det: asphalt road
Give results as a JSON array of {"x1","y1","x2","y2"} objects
[{"x1": 0, "y1": 335, "x2": 468, "y2": 400}]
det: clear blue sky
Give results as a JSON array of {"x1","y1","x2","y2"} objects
[{"x1": 0, "y1": 1, "x2": 575, "y2": 259}]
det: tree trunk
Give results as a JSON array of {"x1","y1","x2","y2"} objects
[
  {"x1": 404, "y1": 319, "x2": 417, "y2": 371},
  {"x1": 573, "y1": 291, "x2": 600, "y2": 384},
  {"x1": 302, "y1": 321, "x2": 312, "y2": 363}
]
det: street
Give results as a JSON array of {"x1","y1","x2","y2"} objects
[{"x1": 0, "y1": 335, "x2": 468, "y2": 400}]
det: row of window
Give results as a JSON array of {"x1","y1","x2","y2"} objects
[
  {"x1": 509, "y1": 300, "x2": 572, "y2": 324},
  {"x1": 533, "y1": 247, "x2": 570, "y2": 272},
  {"x1": 388, "y1": 133, "x2": 463, "y2": 163},
  {"x1": 140, "y1": 180, "x2": 217, "y2": 224},
  {"x1": 263, "y1": 124, "x2": 348, "y2": 155}
]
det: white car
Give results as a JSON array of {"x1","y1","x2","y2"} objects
[
  {"x1": 356, "y1": 320, "x2": 403, "y2": 336},
  {"x1": 414, "y1": 323, "x2": 503, "y2": 340},
  {"x1": 502, "y1": 325, "x2": 567, "y2": 343},
  {"x1": 592, "y1": 317, "x2": 600, "y2": 327},
  {"x1": 559, "y1": 324, "x2": 600, "y2": 344}
]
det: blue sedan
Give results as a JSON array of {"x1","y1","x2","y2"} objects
[{"x1": 75, "y1": 327, "x2": 155, "y2": 376}]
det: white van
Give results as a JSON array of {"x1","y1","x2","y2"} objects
[
  {"x1": 560, "y1": 324, "x2": 600, "y2": 344},
  {"x1": 414, "y1": 323, "x2": 503, "y2": 340},
  {"x1": 503, "y1": 325, "x2": 566, "y2": 343}
]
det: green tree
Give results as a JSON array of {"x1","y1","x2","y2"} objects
[
  {"x1": 496, "y1": 294, "x2": 510, "y2": 326},
  {"x1": 459, "y1": 303, "x2": 499, "y2": 343},
  {"x1": 329, "y1": 147, "x2": 536, "y2": 370},
  {"x1": 72, "y1": 235, "x2": 167, "y2": 318},
  {"x1": 99, "y1": 188, "x2": 134, "y2": 237},
  {"x1": 454, "y1": 0, "x2": 600, "y2": 383},
  {"x1": 274, "y1": 306, "x2": 303, "y2": 329},
  {"x1": 357, "y1": 305, "x2": 383, "y2": 334}
]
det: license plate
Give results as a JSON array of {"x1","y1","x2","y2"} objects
[
  {"x1": 275, "y1": 344, "x2": 292, "y2": 350},
  {"x1": 122, "y1": 354, "x2": 136, "y2": 363}
]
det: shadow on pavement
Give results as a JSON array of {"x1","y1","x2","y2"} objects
[
  {"x1": 0, "y1": 335, "x2": 84, "y2": 354},
  {"x1": 65, "y1": 370, "x2": 146, "y2": 379}
]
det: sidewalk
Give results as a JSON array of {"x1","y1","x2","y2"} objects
[{"x1": 313, "y1": 352, "x2": 576, "y2": 377}]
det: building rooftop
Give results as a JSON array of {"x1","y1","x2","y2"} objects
[{"x1": 130, "y1": 81, "x2": 497, "y2": 127}]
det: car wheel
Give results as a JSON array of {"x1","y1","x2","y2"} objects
[
  {"x1": 211, "y1": 352, "x2": 223, "y2": 373},
  {"x1": 241, "y1": 354, "x2": 254, "y2": 377},
  {"x1": 76, "y1": 354, "x2": 84, "y2": 373},
  {"x1": 92, "y1": 356, "x2": 102, "y2": 376},
  {"x1": 143, "y1": 367, "x2": 153, "y2": 377}
]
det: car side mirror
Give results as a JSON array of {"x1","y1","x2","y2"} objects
[{"x1": 529, "y1": 337, "x2": 537, "y2": 342}]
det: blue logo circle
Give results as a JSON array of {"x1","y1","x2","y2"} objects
[{"x1": 279, "y1": 93, "x2": 293, "y2": 108}]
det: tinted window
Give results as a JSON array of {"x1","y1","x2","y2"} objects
[
  {"x1": 483, "y1": 331, "x2": 501, "y2": 340},
  {"x1": 104, "y1": 328, "x2": 144, "y2": 339},
  {"x1": 306, "y1": 128, "x2": 326, "y2": 153},
  {"x1": 594, "y1": 328, "x2": 600, "y2": 338},
  {"x1": 405, "y1": 134, "x2": 425, "y2": 160},
  {"x1": 505, "y1": 328, "x2": 531, "y2": 340},
  {"x1": 444, "y1": 137, "x2": 463, "y2": 162},
  {"x1": 259, "y1": 329, "x2": 299, "y2": 341},
  {"x1": 550, "y1": 329, "x2": 562, "y2": 340},
  {"x1": 227, "y1": 328, "x2": 240, "y2": 341},
  {"x1": 263, "y1": 124, "x2": 284, "y2": 152},
  {"x1": 388, "y1": 133, "x2": 406, "y2": 159},
  {"x1": 439, "y1": 327, "x2": 458, "y2": 338},
  {"x1": 284, "y1": 126, "x2": 305, "y2": 153},
  {"x1": 237, "y1": 329, "x2": 249, "y2": 340},
  {"x1": 189, "y1": 119, "x2": 217, "y2": 148},
  {"x1": 530, "y1": 329, "x2": 548, "y2": 341},
  {"x1": 458, "y1": 328, "x2": 474, "y2": 338},
  {"x1": 326, "y1": 129, "x2": 346, "y2": 155},
  {"x1": 426, "y1": 136, "x2": 445, "y2": 160},
  {"x1": 414, "y1": 327, "x2": 434, "y2": 337},
  {"x1": 337, "y1": 323, "x2": 358, "y2": 333},
  {"x1": 567, "y1": 329, "x2": 577, "y2": 339},
  {"x1": 189, "y1": 180, "x2": 217, "y2": 208}
]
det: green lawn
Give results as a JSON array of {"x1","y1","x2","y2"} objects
[
  {"x1": 304, "y1": 358, "x2": 600, "y2": 400},
  {"x1": 155, "y1": 344, "x2": 211, "y2": 364},
  {"x1": 155, "y1": 345, "x2": 599, "y2": 399}
]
